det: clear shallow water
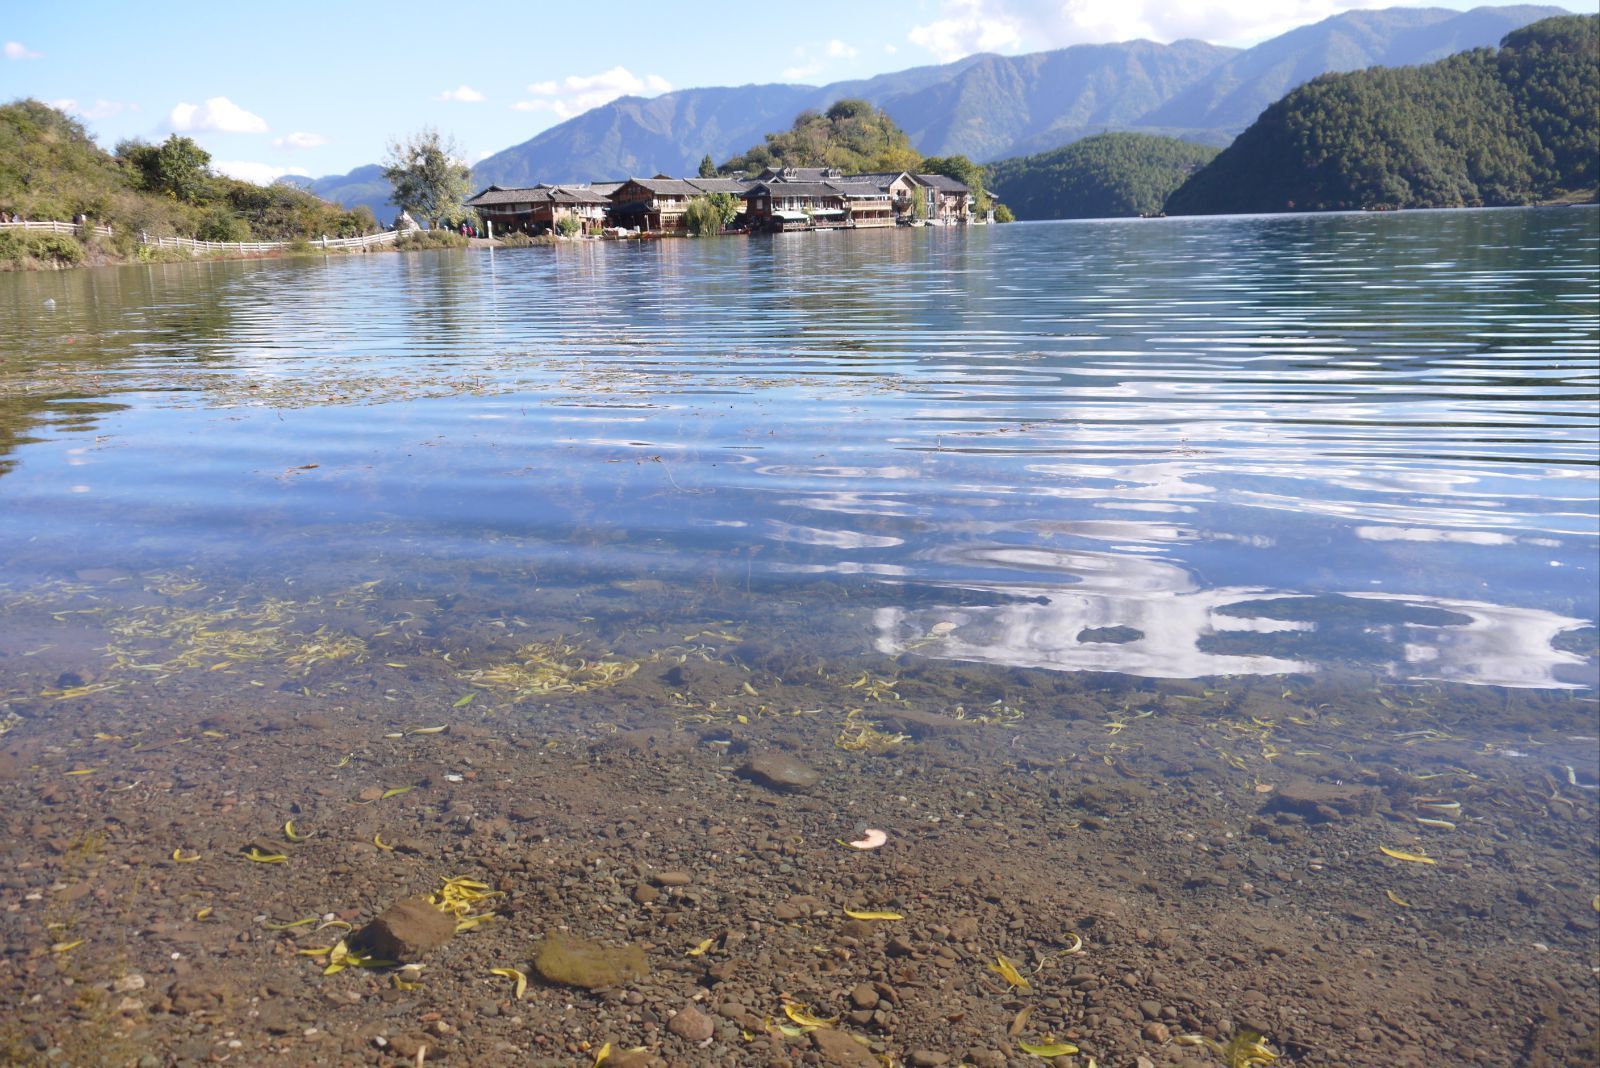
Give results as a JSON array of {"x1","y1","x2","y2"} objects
[{"x1": 1, "y1": 209, "x2": 1596, "y2": 698}]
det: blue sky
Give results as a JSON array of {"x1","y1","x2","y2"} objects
[{"x1": 4, "y1": 0, "x2": 1586, "y2": 183}]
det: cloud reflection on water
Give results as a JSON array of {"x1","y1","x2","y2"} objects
[{"x1": 873, "y1": 546, "x2": 1590, "y2": 689}]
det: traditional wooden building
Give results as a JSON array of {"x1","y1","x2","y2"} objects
[
  {"x1": 465, "y1": 185, "x2": 611, "y2": 235},
  {"x1": 741, "y1": 180, "x2": 894, "y2": 231},
  {"x1": 914, "y1": 174, "x2": 973, "y2": 223}
]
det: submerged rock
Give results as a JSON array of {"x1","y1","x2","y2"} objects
[
  {"x1": 356, "y1": 897, "x2": 456, "y2": 961},
  {"x1": 737, "y1": 751, "x2": 820, "y2": 792},
  {"x1": 533, "y1": 931, "x2": 648, "y2": 990},
  {"x1": 1267, "y1": 778, "x2": 1379, "y2": 822}
]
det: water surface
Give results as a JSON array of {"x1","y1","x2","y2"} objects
[{"x1": 3, "y1": 210, "x2": 1594, "y2": 706}]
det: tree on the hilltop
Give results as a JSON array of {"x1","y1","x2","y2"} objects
[
  {"x1": 698, "y1": 154, "x2": 717, "y2": 178},
  {"x1": 119, "y1": 134, "x2": 213, "y2": 204},
  {"x1": 382, "y1": 127, "x2": 473, "y2": 229},
  {"x1": 719, "y1": 99, "x2": 922, "y2": 175}
]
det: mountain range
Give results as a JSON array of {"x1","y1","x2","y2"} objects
[{"x1": 295, "y1": 5, "x2": 1566, "y2": 219}]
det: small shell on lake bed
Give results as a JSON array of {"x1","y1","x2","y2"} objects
[{"x1": 848, "y1": 828, "x2": 888, "y2": 850}]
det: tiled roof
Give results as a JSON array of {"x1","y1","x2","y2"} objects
[
  {"x1": 623, "y1": 178, "x2": 705, "y2": 196},
  {"x1": 917, "y1": 173, "x2": 971, "y2": 193},
  {"x1": 686, "y1": 178, "x2": 755, "y2": 194}
]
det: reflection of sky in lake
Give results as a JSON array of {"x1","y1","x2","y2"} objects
[{"x1": 0, "y1": 208, "x2": 1595, "y2": 690}]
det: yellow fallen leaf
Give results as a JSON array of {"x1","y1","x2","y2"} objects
[
  {"x1": 1019, "y1": 1040, "x2": 1079, "y2": 1057},
  {"x1": 1385, "y1": 890, "x2": 1412, "y2": 908},
  {"x1": 243, "y1": 847, "x2": 289, "y2": 863},
  {"x1": 592, "y1": 1042, "x2": 612, "y2": 1067},
  {"x1": 51, "y1": 939, "x2": 85, "y2": 954},
  {"x1": 408, "y1": 725, "x2": 448, "y2": 735},
  {"x1": 171, "y1": 849, "x2": 201, "y2": 863},
  {"x1": 1061, "y1": 932, "x2": 1084, "y2": 954},
  {"x1": 64, "y1": 768, "x2": 98, "y2": 776},
  {"x1": 843, "y1": 909, "x2": 903, "y2": 921},
  {"x1": 1379, "y1": 846, "x2": 1436, "y2": 865},
  {"x1": 296, "y1": 945, "x2": 337, "y2": 957},
  {"x1": 380, "y1": 785, "x2": 414, "y2": 799},
  {"x1": 686, "y1": 937, "x2": 716, "y2": 957},
  {"x1": 195, "y1": 906, "x2": 213, "y2": 920},
  {"x1": 201, "y1": 730, "x2": 227, "y2": 739},
  {"x1": 453, "y1": 693, "x2": 476, "y2": 708},
  {"x1": 263, "y1": 917, "x2": 319, "y2": 931},
  {"x1": 284, "y1": 820, "x2": 312, "y2": 842},
  {"x1": 1415, "y1": 817, "x2": 1455, "y2": 829},
  {"x1": 783, "y1": 1003, "x2": 836, "y2": 1028},
  {"x1": 373, "y1": 832, "x2": 394, "y2": 851},
  {"x1": 490, "y1": 967, "x2": 528, "y2": 1000},
  {"x1": 990, "y1": 954, "x2": 1032, "y2": 990},
  {"x1": 454, "y1": 913, "x2": 499, "y2": 933},
  {"x1": 330, "y1": 754, "x2": 352, "y2": 768}
]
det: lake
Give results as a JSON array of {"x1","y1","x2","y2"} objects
[
  {"x1": 3, "y1": 210, "x2": 1595, "y2": 692},
  {"x1": 0, "y1": 209, "x2": 1596, "y2": 1065}
]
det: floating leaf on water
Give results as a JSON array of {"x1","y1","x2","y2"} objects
[
  {"x1": 243, "y1": 847, "x2": 289, "y2": 864},
  {"x1": 489, "y1": 966, "x2": 528, "y2": 1000},
  {"x1": 1379, "y1": 846, "x2": 1436, "y2": 865},
  {"x1": 783, "y1": 1003, "x2": 836, "y2": 1028},
  {"x1": 50, "y1": 939, "x2": 85, "y2": 954},
  {"x1": 989, "y1": 954, "x2": 1032, "y2": 990},
  {"x1": 843, "y1": 909, "x2": 903, "y2": 921},
  {"x1": 283, "y1": 820, "x2": 312, "y2": 842},
  {"x1": 1018, "y1": 1040, "x2": 1079, "y2": 1057},
  {"x1": 171, "y1": 849, "x2": 201, "y2": 863},
  {"x1": 263, "y1": 916, "x2": 319, "y2": 931},
  {"x1": 1385, "y1": 890, "x2": 1412, "y2": 908},
  {"x1": 686, "y1": 937, "x2": 717, "y2": 957}
]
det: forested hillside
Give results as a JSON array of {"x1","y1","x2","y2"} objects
[
  {"x1": 1167, "y1": 15, "x2": 1598, "y2": 214},
  {"x1": 0, "y1": 100, "x2": 375, "y2": 265},
  {"x1": 718, "y1": 100, "x2": 923, "y2": 175},
  {"x1": 987, "y1": 134, "x2": 1220, "y2": 219}
]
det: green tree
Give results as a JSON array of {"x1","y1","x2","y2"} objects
[
  {"x1": 993, "y1": 203, "x2": 1015, "y2": 223},
  {"x1": 684, "y1": 194, "x2": 736, "y2": 236},
  {"x1": 697, "y1": 154, "x2": 717, "y2": 178},
  {"x1": 382, "y1": 127, "x2": 473, "y2": 230}
]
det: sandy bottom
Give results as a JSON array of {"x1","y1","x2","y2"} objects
[{"x1": 0, "y1": 575, "x2": 1596, "y2": 1068}]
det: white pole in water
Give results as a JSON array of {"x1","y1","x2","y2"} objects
[{"x1": 486, "y1": 218, "x2": 492, "y2": 240}]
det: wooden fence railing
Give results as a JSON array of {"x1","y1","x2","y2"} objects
[
  {"x1": 1, "y1": 219, "x2": 403, "y2": 254},
  {"x1": 1, "y1": 219, "x2": 116, "y2": 238}
]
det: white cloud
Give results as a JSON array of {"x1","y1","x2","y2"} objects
[
  {"x1": 826, "y1": 39, "x2": 857, "y2": 59},
  {"x1": 511, "y1": 66, "x2": 671, "y2": 119},
  {"x1": 907, "y1": 0, "x2": 1395, "y2": 60},
  {"x1": 909, "y1": 0, "x2": 1023, "y2": 62},
  {"x1": 169, "y1": 96, "x2": 269, "y2": 134},
  {"x1": 782, "y1": 62, "x2": 823, "y2": 81},
  {"x1": 437, "y1": 84, "x2": 486, "y2": 102},
  {"x1": 49, "y1": 98, "x2": 138, "y2": 121},
  {"x1": 212, "y1": 160, "x2": 309, "y2": 185},
  {"x1": 5, "y1": 40, "x2": 42, "y2": 60},
  {"x1": 273, "y1": 131, "x2": 328, "y2": 149}
]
